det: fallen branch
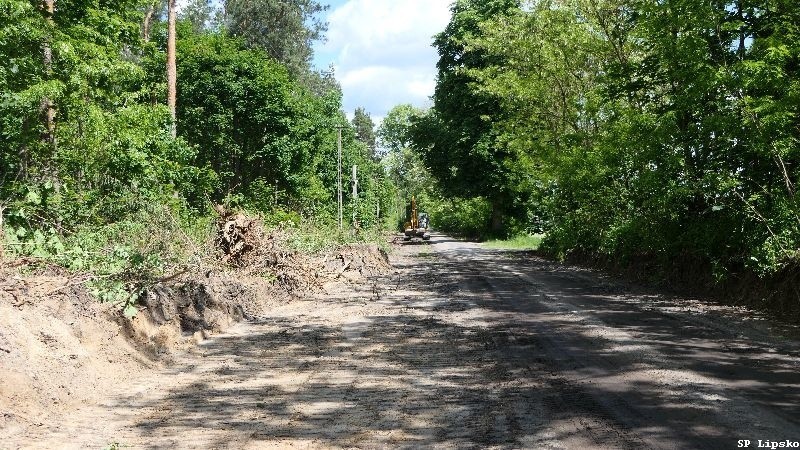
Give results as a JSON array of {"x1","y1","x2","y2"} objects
[
  {"x1": 43, "y1": 275, "x2": 96, "y2": 296},
  {"x1": 1, "y1": 257, "x2": 46, "y2": 269},
  {"x1": 334, "y1": 259, "x2": 352, "y2": 279},
  {"x1": 1, "y1": 286, "x2": 22, "y2": 307},
  {"x1": 151, "y1": 268, "x2": 190, "y2": 286}
]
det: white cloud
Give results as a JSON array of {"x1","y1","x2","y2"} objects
[
  {"x1": 315, "y1": 0, "x2": 452, "y2": 122},
  {"x1": 407, "y1": 78, "x2": 436, "y2": 98}
]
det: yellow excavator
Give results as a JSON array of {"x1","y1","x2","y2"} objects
[{"x1": 403, "y1": 196, "x2": 430, "y2": 241}]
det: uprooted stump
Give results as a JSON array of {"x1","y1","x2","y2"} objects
[
  {"x1": 213, "y1": 211, "x2": 320, "y2": 294},
  {"x1": 214, "y1": 210, "x2": 392, "y2": 295},
  {"x1": 216, "y1": 213, "x2": 261, "y2": 265}
]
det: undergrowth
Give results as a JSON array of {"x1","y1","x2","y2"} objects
[
  {"x1": 283, "y1": 220, "x2": 391, "y2": 254},
  {"x1": 2, "y1": 201, "x2": 212, "y2": 311},
  {"x1": 1, "y1": 203, "x2": 392, "y2": 309}
]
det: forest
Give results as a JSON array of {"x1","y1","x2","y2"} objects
[
  {"x1": 2, "y1": 0, "x2": 799, "y2": 312},
  {"x1": 0, "y1": 0, "x2": 396, "y2": 302},
  {"x1": 401, "y1": 0, "x2": 800, "y2": 307}
]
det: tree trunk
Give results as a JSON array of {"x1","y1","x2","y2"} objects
[
  {"x1": 737, "y1": 0, "x2": 746, "y2": 59},
  {"x1": 490, "y1": 198, "x2": 504, "y2": 235},
  {"x1": 167, "y1": 0, "x2": 177, "y2": 138},
  {"x1": 41, "y1": 0, "x2": 56, "y2": 148},
  {"x1": 142, "y1": 1, "x2": 156, "y2": 42}
]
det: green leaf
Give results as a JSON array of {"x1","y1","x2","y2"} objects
[
  {"x1": 123, "y1": 303, "x2": 138, "y2": 319},
  {"x1": 25, "y1": 190, "x2": 41, "y2": 205}
]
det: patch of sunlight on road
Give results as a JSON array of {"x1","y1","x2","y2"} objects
[{"x1": 483, "y1": 234, "x2": 545, "y2": 250}]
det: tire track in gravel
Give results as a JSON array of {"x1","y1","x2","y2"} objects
[
  {"x1": 432, "y1": 242, "x2": 650, "y2": 449},
  {"x1": 434, "y1": 238, "x2": 800, "y2": 449}
]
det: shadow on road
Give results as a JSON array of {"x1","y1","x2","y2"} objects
[{"x1": 113, "y1": 244, "x2": 800, "y2": 449}]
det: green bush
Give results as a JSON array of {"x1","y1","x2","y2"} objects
[{"x1": 427, "y1": 196, "x2": 492, "y2": 239}]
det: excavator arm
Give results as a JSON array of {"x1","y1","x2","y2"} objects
[{"x1": 403, "y1": 196, "x2": 430, "y2": 241}]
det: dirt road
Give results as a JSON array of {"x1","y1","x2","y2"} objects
[{"x1": 13, "y1": 233, "x2": 800, "y2": 449}]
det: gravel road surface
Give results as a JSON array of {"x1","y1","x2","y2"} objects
[{"x1": 18, "y1": 233, "x2": 800, "y2": 449}]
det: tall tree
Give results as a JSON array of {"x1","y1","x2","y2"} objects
[
  {"x1": 378, "y1": 104, "x2": 432, "y2": 207},
  {"x1": 180, "y1": 0, "x2": 215, "y2": 33},
  {"x1": 412, "y1": 0, "x2": 521, "y2": 234},
  {"x1": 378, "y1": 104, "x2": 420, "y2": 154},
  {"x1": 141, "y1": 0, "x2": 162, "y2": 42},
  {"x1": 223, "y1": 0, "x2": 328, "y2": 76},
  {"x1": 41, "y1": 0, "x2": 55, "y2": 148},
  {"x1": 423, "y1": 0, "x2": 800, "y2": 278},
  {"x1": 176, "y1": 33, "x2": 327, "y2": 207},
  {"x1": 462, "y1": 0, "x2": 615, "y2": 245},
  {"x1": 351, "y1": 107, "x2": 376, "y2": 156},
  {"x1": 301, "y1": 64, "x2": 341, "y2": 98},
  {"x1": 2, "y1": 0, "x2": 204, "y2": 228}
]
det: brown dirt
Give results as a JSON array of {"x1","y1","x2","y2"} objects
[
  {"x1": 0, "y1": 269, "x2": 154, "y2": 439},
  {"x1": 0, "y1": 240, "x2": 390, "y2": 447}
]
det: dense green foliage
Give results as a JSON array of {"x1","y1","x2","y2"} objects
[
  {"x1": 1, "y1": 0, "x2": 201, "y2": 227},
  {"x1": 0, "y1": 0, "x2": 391, "y2": 301},
  {"x1": 172, "y1": 31, "x2": 341, "y2": 214},
  {"x1": 411, "y1": 0, "x2": 528, "y2": 234},
  {"x1": 378, "y1": 104, "x2": 434, "y2": 230},
  {"x1": 378, "y1": 104, "x2": 494, "y2": 238},
  {"x1": 5, "y1": 0, "x2": 799, "y2": 311},
  {"x1": 411, "y1": 0, "x2": 800, "y2": 277},
  {"x1": 351, "y1": 107, "x2": 377, "y2": 156}
]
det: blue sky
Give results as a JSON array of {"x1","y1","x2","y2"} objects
[
  {"x1": 311, "y1": 0, "x2": 453, "y2": 124},
  {"x1": 311, "y1": 0, "x2": 349, "y2": 67}
]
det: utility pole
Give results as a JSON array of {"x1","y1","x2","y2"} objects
[
  {"x1": 374, "y1": 174, "x2": 380, "y2": 225},
  {"x1": 352, "y1": 165, "x2": 358, "y2": 198},
  {"x1": 336, "y1": 126, "x2": 343, "y2": 230}
]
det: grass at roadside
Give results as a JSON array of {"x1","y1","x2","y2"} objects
[
  {"x1": 283, "y1": 221, "x2": 394, "y2": 254},
  {"x1": 483, "y1": 234, "x2": 545, "y2": 250}
]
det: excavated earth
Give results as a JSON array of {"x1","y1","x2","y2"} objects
[{"x1": 2, "y1": 233, "x2": 800, "y2": 449}]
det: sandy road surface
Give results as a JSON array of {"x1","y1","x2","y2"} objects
[{"x1": 12, "y1": 233, "x2": 800, "y2": 449}]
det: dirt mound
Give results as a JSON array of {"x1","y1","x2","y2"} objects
[
  {"x1": 215, "y1": 211, "x2": 392, "y2": 291},
  {"x1": 130, "y1": 272, "x2": 286, "y2": 348},
  {"x1": 133, "y1": 222, "x2": 393, "y2": 347},
  {"x1": 0, "y1": 268, "x2": 289, "y2": 443},
  {"x1": 0, "y1": 268, "x2": 157, "y2": 440},
  {"x1": 0, "y1": 230, "x2": 394, "y2": 442}
]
